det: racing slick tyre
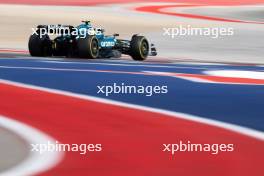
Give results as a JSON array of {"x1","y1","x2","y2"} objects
[
  {"x1": 77, "y1": 35, "x2": 99, "y2": 59},
  {"x1": 130, "y1": 35, "x2": 149, "y2": 61},
  {"x1": 28, "y1": 34, "x2": 52, "y2": 57}
]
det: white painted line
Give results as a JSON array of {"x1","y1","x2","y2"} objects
[
  {"x1": 0, "y1": 65, "x2": 152, "y2": 76},
  {"x1": 0, "y1": 115, "x2": 63, "y2": 176},
  {"x1": 1, "y1": 79, "x2": 264, "y2": 142},
  {"x1": 0, "y1": 65, "x2": 202, "y2": 77},
  {"x1": 173, "y1": 62, "x2": 228, "y2": 66},
  {"x1": 37, "y1": 61, "x2": 209, "y2": 69},
  {"x1": 145, "y1": 71, "x2": 264, "y2": 85},
  {"x1": 144, "y1": 70, "x2": 216, "y2": 83},
  {"x1": 204, "y1": 70, "x2": 264, "y2": 80}
]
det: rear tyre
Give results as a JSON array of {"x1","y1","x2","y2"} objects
[
  {"x1": 28, "y1": 34, "x2": 52, "y2": 57},
  {"x1": 130, "y1": 35, "x2": 149, "y2": 61},
  {"x1": 77, "y1": 35, "x2": 99, "y2": 59}
]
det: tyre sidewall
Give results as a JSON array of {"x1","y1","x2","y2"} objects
[
  {"x1": 130, "y1": 36, "x2": 149, "y2": 61},
  {"x1": 28, "y1": 34, "x2": 52, "y2": 57},
  {"x1": 77, "y1": 35, "x2": 99, "y2": 59}
]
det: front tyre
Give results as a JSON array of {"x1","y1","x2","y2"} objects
[
  {"x1": 130, "y1": 36, "x2": 149, "y2": 61},
  {"x1": 77, "y1": 35, "x2": 99, "y2": 59},
  {"x1": 28, "y1": 34, "x2": 52, "y2": 57}
]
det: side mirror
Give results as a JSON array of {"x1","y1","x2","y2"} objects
[{"x1": 113, "y1": 33, "x2": 119, "y2": 37}]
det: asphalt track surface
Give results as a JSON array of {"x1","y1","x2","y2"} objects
[{"x1": 0, "y1": 0, "x2": 264, "y2": 176}]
